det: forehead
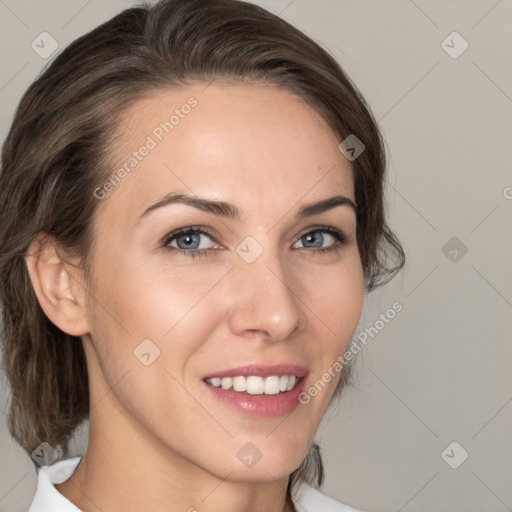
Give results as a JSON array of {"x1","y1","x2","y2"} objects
[{"x1": 97, "y1": 81, "x2": 354, "y2": 223}]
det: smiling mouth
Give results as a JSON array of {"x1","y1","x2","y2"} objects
[{"x1": 204, "y1": 375, "x2": 301, "y2": 395}]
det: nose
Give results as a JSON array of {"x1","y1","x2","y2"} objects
[{"x1": 226, "y1": 246, "x2": 307, "y2": 343}]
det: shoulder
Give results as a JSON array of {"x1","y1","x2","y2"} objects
[
  {"x1": 291, "y1": 479, "x2": 364, "y2": 512},
  {"x1": 27, "y1": 456, "x2": 83, "y2": 512}
]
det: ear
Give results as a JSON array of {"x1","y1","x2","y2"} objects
[{"x1": 24, "y1": 234, "x2": 90, "y2": 337}]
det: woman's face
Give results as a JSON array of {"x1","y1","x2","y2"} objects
[{"x1": 82, "y1": 81, "x2": 364, "y2": 481}]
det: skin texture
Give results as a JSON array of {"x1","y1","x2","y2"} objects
[{"x1": 25, "y1": 82, "x2": 364, "y2": 512}]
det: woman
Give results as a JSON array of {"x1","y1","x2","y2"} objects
[{"x1": 0, "y1": 0, "x2": 405, "y2": 511}]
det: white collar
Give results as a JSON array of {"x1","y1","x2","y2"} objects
[
  {"x1": 28, "y1": 456, "x2": 84, "y2": 511},
  {"x1": 28, "y1": 456, "x2": 362, "y2": 512}
]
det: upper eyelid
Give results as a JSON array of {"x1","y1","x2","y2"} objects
[{"x1": 163, "y1": 226, "x2": 218, "y2": 243}]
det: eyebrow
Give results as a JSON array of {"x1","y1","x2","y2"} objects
[{"x1": 137, "y1": 192, "x2": 357, "y2": 223}]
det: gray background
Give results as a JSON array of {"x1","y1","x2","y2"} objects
[{"x1": 0, "y1": 1, "x2": 511, "y2": 511}]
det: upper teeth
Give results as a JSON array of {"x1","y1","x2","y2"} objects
[{"x1": 205, "y1": 375, "x2": 297, "y2": 395}]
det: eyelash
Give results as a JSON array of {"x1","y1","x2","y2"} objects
[{"x1": 160, "y1": 225, "x2": 348, "y2": 259}]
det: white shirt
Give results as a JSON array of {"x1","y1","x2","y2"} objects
[{"x1": 27, "y1": 456, "x2": 363, "y2": 512}]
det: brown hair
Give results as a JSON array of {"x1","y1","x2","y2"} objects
[{"x1": 0, "y1": 0, "x2": 404, "y2": 499}]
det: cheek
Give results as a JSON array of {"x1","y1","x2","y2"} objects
[
  {"x1": 96, "y1": 246, "x2": 226, "y2": 321},
  {"x1": 306, "y1": 251, "x2": 364, "y2": 332},
  {"x1": 83, "y1": 258, "x2": 232, "y2": 424},
  {"x1": 88, "y1": 256, "x2": 234, "y2": 370},
  {"x1": 303, "y1": 251, "x2": 364, "y2": 389}
]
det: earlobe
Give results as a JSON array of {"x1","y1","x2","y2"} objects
[{"x1": 24, "y1": 235, "x2": 90, "y2": 336}]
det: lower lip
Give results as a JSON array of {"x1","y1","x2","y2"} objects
[{"x1": 202, "y1": 377, "x2": 306, "y2": 418}]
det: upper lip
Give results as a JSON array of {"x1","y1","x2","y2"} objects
[{"x1": 202, "y1": 364, "x2": 309, "y2": 380}]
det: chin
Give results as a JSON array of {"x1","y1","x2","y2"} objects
[{"x1": 216, "y1": 438, "x2": 309, "y2": 482}]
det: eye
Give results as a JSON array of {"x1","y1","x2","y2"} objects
[
  {"x1": 292, "y1": 227, "x2": 347, "y2": 254},
  {"x1": 160, "y1": 225, "x2": 348, "y2": 259},
  {"x1": 161, "y1": 226, "x2": 218, "y2": 259}
]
